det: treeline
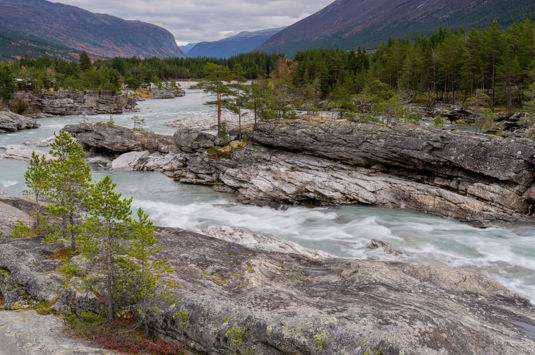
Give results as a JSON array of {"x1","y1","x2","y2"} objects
[
  {"x1": 291, "y1": 18, "x2": 535, "y2": 111},
  {"x1": 0, "y1": 52, "x2": 281, "y2": 98}
]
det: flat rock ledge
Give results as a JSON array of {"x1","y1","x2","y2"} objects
[
  {"x1": 65, "y1": 120, "x2": 535, "y2": 227},
  {"x1": 9, "y1": 91, "x2": 137, "y2": 117},
  {"x1": 0, "y1": 111, "x2": 39, "y2": 133},
  {"x1": 0, "y1": 200, "x2": 534, "y2": 355},
  {"x1": 0, "y1": 311, "x2": 114, "y2": 355}
]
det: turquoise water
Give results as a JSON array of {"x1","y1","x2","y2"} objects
[{"x1": 1, "y1": 90, "x2": 534, "y2": 303}]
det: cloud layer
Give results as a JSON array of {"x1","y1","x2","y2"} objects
[{"x1": 58, "y1": 0, "x2": 333, "y2": 44}]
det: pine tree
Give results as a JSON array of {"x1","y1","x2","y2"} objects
[
  {"x1": 118, "y1": 209, "x2": 175, "y2": 336},
  {"x1": 195, "y1": 63, "x2": 233, "y2": 135},
  {"x1": 45, "y1": 131, "x2": 92, "y2": 251},
  {"x1": 23, "y1": 152, "x2": 50, "y2": 234},
  {"x1": 0, "y1": 64, "x2": 16, "y2": 101},
  {"x1": 79, "y1": 51, "x2": 92, "y2": 71},
  {"x1": 82, "y1": 176, "x2": 132, "y2": 322}
]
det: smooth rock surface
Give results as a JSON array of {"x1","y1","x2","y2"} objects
[
  {"x1": 0, "y1": 145, "x2": 53, "y2": 162},
  {"x1": 1, "y1": 223, "x2": 534, "y2": 355},
  {"x1": 0, "y1": 311, "x2": 113, "y2": 355},
  {"x1": 0, "y1": 111, "x2": 39, "y2": 133},
  {"x1": 111, "y1": 151, "x2": 150, "y2": 170}
]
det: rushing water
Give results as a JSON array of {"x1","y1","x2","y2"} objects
[{"x1": 1, "y1": 89, "x2": 534, "y2": 303}]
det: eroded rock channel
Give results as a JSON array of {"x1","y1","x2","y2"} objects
[{"x1": 65, "y1": 118, "x2": 535, "y2": 227}]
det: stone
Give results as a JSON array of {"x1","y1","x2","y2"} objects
[
  {"x1": 64, "y1": 123, "x2": 176, "y2": 155},
  {"x1": 173, "y1": 128, "x2": 216, "y2": 152},
  {"x1": 202, "y1": 225, "x2": 334, "y2": 259},
  {"x1": 0, "y1": 311, "x2": 113, "y2": 354},
  {"x1": 367, "y1": 239, "x2": 402, "y2": 256},
  {"x1": 0, "y1": 111, "x2": 39, "y2": 133},
  {"x1": 8, "y1": 91, "x2": 137, "y2": 117},
  {"x1": 148, "y1": 88, "x2": 186, "y2": 99},
  {"x1": 0, "y1": 145, "x2": 53, "y2": 162},
  {"x1": 111, "y1": 151, "x2": 149, "y2": 170},
  {"x1": 0, "y1": 223, "x2": 534, "y2": 354}
]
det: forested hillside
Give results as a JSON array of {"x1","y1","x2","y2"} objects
[{"x1": 260, "y1": 0, "x2": 535, "y2": 57}]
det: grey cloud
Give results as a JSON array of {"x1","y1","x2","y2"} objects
[{"x1": 58, "y1": 0, "x2": 333, "y2": 44}]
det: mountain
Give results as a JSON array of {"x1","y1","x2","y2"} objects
[
  {"x1": 0, "y1": 0, "x2": 185, "y2": 58},
  {"x1": 179, "y1": 43, "x2": 198, "y2": 56},
  {"x1": 187, "y1": 28, "x2": 284, "y2": 58},
  {"x1": 0, "y1": 26, "x2": 80, "y2": 61},
  {"x1": 259, "y1": 0, "x2": 535, "y2": 57}
]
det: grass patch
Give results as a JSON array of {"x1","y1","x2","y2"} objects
[{"x1": 64, "y1": 311, "x2": 185, "y2": 355}]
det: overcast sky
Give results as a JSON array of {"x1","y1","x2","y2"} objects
[{"x1": 57, "y1": 0, "x2": 333, "y2": 45}]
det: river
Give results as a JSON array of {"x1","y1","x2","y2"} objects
[{"x1": 1, "y1": 89, "x2": 534, "y2": 303}]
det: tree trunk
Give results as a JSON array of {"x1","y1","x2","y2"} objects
[
  {"x1": 69, "y1": 213, "x2": 76, "y2": 252},
  {"x1": 106, "y1": 232, "x2": 114, "y2": 322},
  {"x1": 217, "y1": 90, "x2": 222, "y2": 135},
  {"x1": 491, "y1": 64, "x2": 496, "y2": 106}
]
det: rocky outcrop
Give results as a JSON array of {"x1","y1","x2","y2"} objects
[
  {"x1": 0, "y1": 207, "x2": 534, "y2": 354},
  {"x1": 64, "y1": 123, "x2": 177, "y2": 156},
  {"x1": 9, "y1": 91, "x2": 137, "y2": 117},
  {"x1": 65, "y1": 120, "x2": 535, "y2": 226},
  {"x1": 0, "y1": 311, "x2": 112, "y2": 355},
  {"x1": 148, "y1": 87, "x2": 186, "y2": 99},
  {"x1": 252, "y1": 119, "x2": 535, "y2": 223},
  {"x1": 0, "y1": 145, "x2": 53, "y2": 162},
  {"x1": 0, "y1": 111, "x2": 39, "y2": 133}
]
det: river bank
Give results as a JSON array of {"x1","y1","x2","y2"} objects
[
  {"x1": 64, "y1": 117, "x2": 535, "y2": 228},
  {"x1": 1, "y1": 92, "x2": 534, "y2": 315},
  {"x1": 0, "y1": 193, "x2": 534, "y2": 354}
]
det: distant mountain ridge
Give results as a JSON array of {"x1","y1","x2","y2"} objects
[
  {"x1": 180, "y1": 43, "x2": 198, "y2": 56},
  {"x1": 0, "y1": 25, "x2": 80, "y2": 61},
  {"x1": 187, "y1": 27, "x2": 284, "y2": 58},
  {"x1": 259, "y1": 0, "x2": 535, "y2": 57},
  {"x1": 0, "y1": 0, "x2": 185, "y2": 58}
]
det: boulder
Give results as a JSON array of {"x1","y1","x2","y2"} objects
[
  {"x1": 0, "y1": 111, "x2": 39, "y2": 133},
  {"x1": 111, "y1": 151, "x2": 149, "y2": 170},
  {"x1": 173, "y1": 128, "x2": 216, "y2": 152}
]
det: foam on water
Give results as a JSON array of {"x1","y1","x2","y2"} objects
[{"x1": 0, "y1": 89, "x2": 534, "y2": 303}]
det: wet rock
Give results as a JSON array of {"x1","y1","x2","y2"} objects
[
  {"x1": 367, "y1": 239, "x2": 402, "y2": 256},
  {"x1": 0, "y1": 111, "x2": 39, "y2": 133},
  {"x1": 23, "y1": 136, "x2": 54, "y2": 147},
  {"x1": 202, "y1": 225, "x2": 333, "y2": 259}
]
